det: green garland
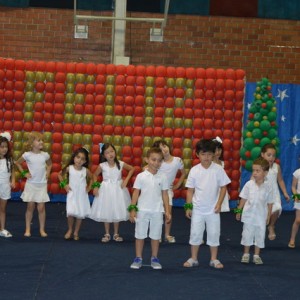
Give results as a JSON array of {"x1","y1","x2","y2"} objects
[
  {"x1": 292, "y1": 194, "x2": 300, "y2": 200},
  {"x1": 183, "y1": 203, "x2": 193, "y2": 211},
  {"x1": 234, "y1": 208, "x2": 243, "y2": 214},
  {"x1": 127, "y1": 204, "x2": 138, "y2": 212},
  {"x1": 20, "y1": 170, "x2": 29, "y2": 178},
  {"x1": 59, "y1": 179, "x2": 68, "y2": 189},
  {"x1": 91, "y1": 181, "x2": 101, "y2": 189}
]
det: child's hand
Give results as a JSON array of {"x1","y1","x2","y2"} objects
[
  {"x1": 129, "y1": 211, "x2": 136, "y2": 223},
  {"x1": 86, "y1": 186, "x2": 91, "y2": 193},
  {"x1": 65, "y1": 185, "x2": 71, "y2": 193},
  {"x1": 236, "y1": 213, "x2": 241, "y2": 221},
  {"x1": 121, "y1": 182, "x2": 127, "y2": 189},
  {"x1": 10, "y1": 181, "x2": 16, "y2": 189},
  {"x1": 25, "y1": 173, "x2": 32, "y2": 179},
  {"x1": 266, "y1": 215, "x2": 270, "y2": 225},
  {"x1": 165, "y1": 212, "x2": 172, "y2": 223},
  {"x1": 214, "y1": 204, "x2": 221, "y2": 213},
  {"x1": 93, "y1": 188, "x2": 99, "y2": 196},
  {"x1": 185, "y1": 209, "x2": 192, "y2": 219},
  {"x1": 284, "y1": 193, "x2": 290, "y2": 202}
]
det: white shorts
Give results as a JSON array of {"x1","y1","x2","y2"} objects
[
  {"x1": 168, "y1": 189, "x2": 174, "y2": 206},
  {"x1": 0, "y1": 182, "x2": 11, "y2": 200},
  {"x1": 135, "y1": 211, "x2": 163, "y2": 240},
  {"x1": 294, "y1": 201, "x2": 300, "y2": 210},
  {"x1": 189, "y1": 213, "x2": 220, "y2": 247},
  {"x1": 241, "y1": 223, "x2": 266, "y2": 248}
]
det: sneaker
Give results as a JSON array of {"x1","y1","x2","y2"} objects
[
  {"x1": 241, "y1": 253, "x2": 250, "y2": 264},
  {"x1": 0, "y1": 229, "x2": 12, "y2": 238},
  {"x1": 151, "y1": 257, "x2": 162, "y2": 269},
  {"x1": 130, "y1": 257, "x2": 143, "y2": 269},
  {"x1": 253, "y1": 255, "x2": 263, "y2": 265}
]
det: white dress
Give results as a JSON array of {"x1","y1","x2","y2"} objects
[
  {"x1": 220, "y1": 161, "x2": 230, "y2": 212},
  {"x1": 90, "y1": 161, "x2": 130, "y2": 222},
  {"x1": 66, "y1": 165, "x2": 91, "y2": 219},
  {"x1": 266, "y1": 163, "x2": 281, "y2": 214}
]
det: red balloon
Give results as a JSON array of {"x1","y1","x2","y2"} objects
[
  {"x1": 63, "y1": 123, "x2": 73, "y2": 133},
  {"x1": 122, "y1": 146, "x2": 132, "y2": 157},
  {"x1": 164, "y1": 128, "x2": 173, "y2": 137},
  {"x1": 143, "y1": 127, "x2": 153, "y2": 136},
  {"x1": 184, "y1": 128, "x2": 193, "y2": 138},
  {"x1": 206, "y1": 68, "x2": 216, "y2": 79},
  {"x1": 203, "y1": 130, "x2": 213, "y2": 139},
  {"x1": 133, "y1": 136, "x2": 143, "y2": 147},
  {"x1": 153, "y1": 127, "x2": 163, "y2": 136},
  {"x1": 205, "y1": 78, "x2": 215, "y2": 89},
  {"x1": 174, "y1": 128, "x2": 184, "y2": 137},
  {"x1": 132, "y1": 147, "x2": 142, "y2": 158},
  {"x1": 204, "y1": 119, "x2": 213, "y2": 129}
]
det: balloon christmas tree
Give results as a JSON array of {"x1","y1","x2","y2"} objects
[{"x1": 240, "y1": 77, "x2": 279, "y2": 171}]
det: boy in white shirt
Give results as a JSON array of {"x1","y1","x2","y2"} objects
[
  {"x1": 183, "y1": 139, "x2": 231, "y2": 269},
  {"x1": 236, "y1": 157, "x2": 273, "y2": 265},
  {"x1": 129, "y1": 147, "x2": 171, "y2": 270}
]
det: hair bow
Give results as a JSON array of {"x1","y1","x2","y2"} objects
[
  {"x1": 0, "y1": 132, "x2": 12, "y2": 142},
  {"x1": 213, "y1": 136, "x2": 222, "y2": 144}
]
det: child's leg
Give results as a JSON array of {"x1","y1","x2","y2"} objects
[
  {"x1": 268, "y1": 211, "x2": 280, "y2": 240},
  {"x1": 289, "y1": 210, "x2": 300, "y2": 246},
  {"x1": 73, "y1": 218, "x2": 82, "y2": 239},
  {"x1": 254, "y1": 246, "x2": 261, "y2": 256},
  {"x1": 65, "y1": 216, "x2": 74, "y2": 238},
  {"x1": 113, "y1": 222, "x2": 123, "y2": 241},
  {"x1": 37, "y1": 203, "x2": 47, "y2": 237},
  {"x1": 25, "y1": 202, "x2": 35, "y2": 236},
  {"x1": 101, "y1": 222, "x2": 111, "y2": 242},
  {"x1": 243, "y1": 245, "x2": 251, "y2": 254},
  {"x1": 104, "y1": 222, "x2": 110, "y2": 235},
  {"x1": 135, "y1": 239, "x2": 145, "y2": 258},
  {"x1": 151, "y1": 239, "x2": 160, "y2": 258},
  {"x1": 164, "y1": 205, "x2": 174, "y2": 240},
  {"x1": 0, "y1": 199, "x2": 7, "y2": 230},
  {"x1": 209, "y1": 246, "x2": 223, "y2": 268}
]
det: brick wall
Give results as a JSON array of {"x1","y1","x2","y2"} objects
[{"x1": 0, "y1": 7, "x2": 299, "y2": 83}]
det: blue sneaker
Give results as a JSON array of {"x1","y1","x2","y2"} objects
[
  {"x1": 130, "y1": 257, "x2": 143, "y2": 269},
  {"x1": 151, "y1": 257, "x2": 162, "y2": 269}
]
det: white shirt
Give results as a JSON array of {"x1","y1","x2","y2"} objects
[
  {"x1": 22, "y1": 151, "x2": 50, "y2": 184},
  {"x1": 240, "y1": 179, "x2": 273, "y2": 227},
  {"x1": 0, "y1": 158, "x2": 11, "y2": 183},
  {"x1": 133, "y1": 170, "x2": 168, "y2": 213},
  {"x1": 158, "y1": 156, "x2": 184, "y2": 189},
  {"x1": 185, "y1": 162, "x2": 231, "y2": 215}
]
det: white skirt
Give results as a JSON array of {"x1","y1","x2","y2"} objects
[
  {"x1": 90, "y1": 180, "x2": 130, "y2": 222},
  {"x1": 21, "y1": 182, "x2": 50, "y2": 203}
]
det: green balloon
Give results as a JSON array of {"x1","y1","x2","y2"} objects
[
  {"x1": 106, "y1": 75, "x2": 115, "y2": 85},
  {"x1": 249, "y1": 105, "x2": 258, "y2": 114},
  {"x1": 176, "y1": 78, "x2": 186, "y2": 88},
  {"x1": 246, "y1": 121, "x2": 255, "y2": 131},
  {"x1": 268, "y1": 128, "x2": 277, "y2": 139},
  {"x1": 245, "y1": 160, "x2": 253, "y2": 171},
  {"x1": 253, "y1": 112, "x2": 262, "y2": 121},
  {"x1": 240, "y1": 148, "x2": 247, "y2": 160},
  {"x1": 260, "y1": 137, "x2": 271, "y2": 147},
  {"x1": 183, "y1": 148, "x2": 192, "y2": 159},
  {"x1": 66, "y1": 73, "x2": 76, "y2": 83},
  {"x1": 36, "y1": 71, "x2": 45, "y2": 82},
  {"x1": 75, "y1": 94, "x2": 84, "y2": 104},
  {"x1": 146, "y1": 77, "x2": 154, "y2": 86},
  {"x1": 252, "y1": 128, "x2": 262, "y2": 139},
  {"x1": 186, "y1": 79, "x2": 194, "y2": 88},
  {"x1": 26, "y1": 71, "x2": 35, "y2": 81},
  {"x1": 260, "y1": 120, "x2": 271, "y2": 131},
  {"x1": 167, "y1": 78, "x2": 175, "y2": 88},
  {"x1": 146, "y1": 87, "x2": 154, "y2": 97},
  {"x1": 244, "y1": 138, "x2": 255, "y2": 150},
  {"x1": 143, "y1": 137, "x2": 153, "y2": 147},
  {"x1": 251, "y1": 147, "x2": 261, "y2": 160},
  {"x1": 254, "y1": 100, "x2": 262, "y2": 108},
  {"x1": 76, "y1": 73, "x2": 86, "y2": 83},
  {"x1": 259, "y1": 108, "x2": 268, "y2": 116},
  {"x1": 268, "y1": 111, "x2": 277, "y2": 122},
  {"x1": 185, "y1": 88, "x2": 194, "y2": 98},
  {"x1": 106, "y1": 85, "x2": 114, "y2": 96}
]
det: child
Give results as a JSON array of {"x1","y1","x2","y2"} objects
[
  {"x1": 288, "y1": 157, "x2": 300, "y2": 248},
  {"x1": 90, "y1": 143, "x2": 134, "y2": 242},
  {"x1": 261, "y1": 143, "x2": 289, "y2": 240},
  {"x1": 152, "y1": 139, "x2": 186, "y2": 243},
  {"x1": 129, "y1": 147, "x2": 171, "y2": 269},
  {"x1": 0, "y1": 132, "x2": 15, "y2": 238},
  {"x1": 58, "y1": 147, "x2": 92, "y2": 241},
  {"x1": 15, "y1": 132, "x2": 52, "y2": 237},
  {"x1": 212, "y1": 137, "x2": 230, "y2": 212},
  {"x1": 183, "y1": 139, "x2": 230, "y2": 269},
  {"x1": 235, "y1": 157, "x2": 273, "y2": 265}
]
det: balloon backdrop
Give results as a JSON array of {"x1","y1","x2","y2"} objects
[{"x1": 0, "y1": 58, "x2": 245, "y2": 200}]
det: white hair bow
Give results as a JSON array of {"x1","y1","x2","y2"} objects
[
  {"x1": 213, "y1": 136, "x2": 222, "y2": 143},
  {"x1": 0, "y1": 132, "x2": 11, "y2": 142}
]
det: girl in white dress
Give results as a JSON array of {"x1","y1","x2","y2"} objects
[
  {"x1": 261, "y1": 143, "x2": 290, "y2": 240},
  {"x1": 152, "y1": 140, "x2": 186, "y2": 243},
  {"x1": 90, "y1": 143, "x2": 134, "y2": 243},
  {"x1": 58, "y1": 147, "x2": 92, "y2": 241},
  {"x1": 212, "y1": 137, "x2": 230, "y2": 212},
  {"x1": 0, "y1": 132, "x2": 15, "y2": 238},
  {"x1": 15, "y1": 132, "x2": 52, "y2": 237}
]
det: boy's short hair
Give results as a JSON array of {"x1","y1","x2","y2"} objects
[
  {"x1": 253, "y1": 157, "x2": 270, "y2": 172},
  {"x1": 146, "y1": 147, "x2": 163, "y2": 158},
  {"x1": 195, "y1": 139, "x2": 216, "y2": 154}
]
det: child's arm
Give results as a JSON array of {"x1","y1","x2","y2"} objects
[
  {"x1": 58, "y1": 168, "x2": 70, "y2": 192},
  {"x1": 162, "y1": 189, "x2": 171, "y2": 223},
  {"x1": 10, "y1": 162, "x2": 16, "y2": 189},
  {"x1": 46, "y1": 158, "x2": 52, "y2": 180},
  {"x1": 266, "y1": 203, "x2": 273, "y2": 225},
  {"x1": 173, "y1": 168, "x2": 186, "y2": 190},
  {"x1": 277, "y1": 165, "x2": 290, "y2": 201},
  {"x1": 215, "y1": 185, "x2": 227, "y2": 213},
  {"x1": 86, "y1": 169, "x2": 93, "y2": 192},
  {"x1": 14, "y1": 156, "x2": 31, "y2": 179},
  {"x1": 121, "y1": 163, "x2": 135, "y2": 188},
  {"x1": 185, "y1": 188, "x2": 194, "y2": 219},
  {"x1": 129, "y1": 188, "x2": 140, "y2": 223},
  {"x1": 235, "y1": 198, "x2": 246, "y2": 221},
  {"x1": 92, "y1": 165, "x2": 102, "y2": 196}
]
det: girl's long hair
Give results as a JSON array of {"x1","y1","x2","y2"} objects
[
  {"x1": 61, "y1": 147, "x2": 90, "y2": 180},
  {"x1": 0, "y1": 136, "x2": 13, "y2": 173},
  {"x1": 100, "y1": 143, "x2": 120, "y2": 170}
]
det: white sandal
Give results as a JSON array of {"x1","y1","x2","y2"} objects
[
  {"x1": 101, "y1": 234, "x2": 111, "y2": 243},
  {"x1": 183, "y1": 258, "x2": 199, "y2": 268},
  {"x1": 0, "y1": 229, "x2": 12, "y2": 238}
]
